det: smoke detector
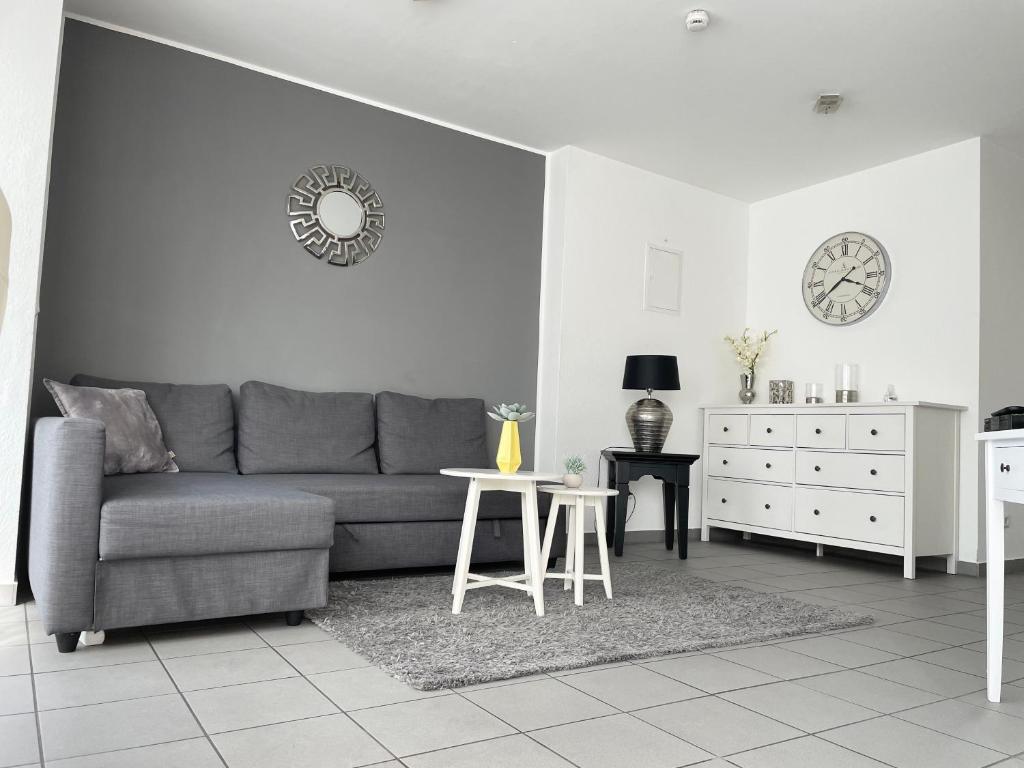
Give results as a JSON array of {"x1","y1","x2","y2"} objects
[
  {"x1": 685, "y1": 9, "x2": 710, "y2": 31},
  {"x1": 813, "y1": 93, "x2": 844, "y2": 114}
]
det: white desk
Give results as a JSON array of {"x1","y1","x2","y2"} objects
[
  {"x1": 441, "y1": 468, "x2": 562, "y2": 617},
  {"x1": 976, "y1": 429, "x2": 1024, "y2": 702}
]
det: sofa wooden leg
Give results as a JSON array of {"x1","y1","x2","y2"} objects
[
  {"x1": 55, "y1": 632, "x2": 80, "y2": 653},
  {"x1": 285, "y1": 610, "x2": 303, "y2": 626}
]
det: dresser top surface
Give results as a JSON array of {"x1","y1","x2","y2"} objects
[
  {"x1": 977, "y1": 428, "x2": 1024, "y2": 442},
  {"x1": 701, "y1": 402, "x2": 966, "y2": 411}
]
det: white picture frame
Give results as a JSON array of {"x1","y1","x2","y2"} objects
[{"x1": 643, "y1": 243, "x2": 683, "y2": 315}]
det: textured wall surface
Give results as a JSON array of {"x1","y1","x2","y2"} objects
[{"x1": 35, "y1": 21, "x2": 546, "y2": 462}]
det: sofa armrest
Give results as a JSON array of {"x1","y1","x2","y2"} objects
[{"x1": 28, "y1": 417, "x2": 105, "y2": 634}]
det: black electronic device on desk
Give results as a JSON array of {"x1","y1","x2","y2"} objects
[{"x1": 985, "y1": 406, "x2": 1024, "y2": 432}]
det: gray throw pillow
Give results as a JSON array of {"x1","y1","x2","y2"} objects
[
  {"x1": 375, "y1": 391, "x2": 488, "y2": 474},
  {"x1": 43, "y1": 379, "x2": 179, "y2": 476},
  {"x1": 237, "y1": 381, "x2": 378, "y2": 474}
]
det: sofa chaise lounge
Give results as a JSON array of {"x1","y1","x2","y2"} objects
[{"x1": 30, "y1": 377, "x2": 564, "y2": 652}]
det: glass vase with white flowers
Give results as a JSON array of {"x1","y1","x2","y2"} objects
[{"x1": 724, "y1": 328, "x2": 778, "y2": 404}]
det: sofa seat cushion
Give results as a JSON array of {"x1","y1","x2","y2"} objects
[
  {"x1": 72, "y1": 374, "x2": 237, "y2": 473},
  {"x1": 100, "y1": 473, "x2": 334, "y2": 561},
  {"x1": 246, "y1": 474, "x2": 527, "y2": 524}
]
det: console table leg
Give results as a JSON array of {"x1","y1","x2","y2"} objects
[
  {"x1": 662, "y1": 483, "x2": 676, "y2": 550},
  {"x1": 676, "y1": 483, "x2": 688, "y2": 559},
  {"x1": 613, "y1": 484, "x2": 628, "y2": 556}
]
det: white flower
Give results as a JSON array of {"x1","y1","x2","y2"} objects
[{"x1": 723, "y1": 328, "x2": 777, "y2": 374}]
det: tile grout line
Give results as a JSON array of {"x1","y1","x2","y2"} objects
[
  {"x1": 142, "y1": 632, "x2": 230, "y2": 768},
  {"x1": 24, "y1": 606, "x2": 46, "y2": 768},
  {"x1": 245, "y1": 614, "x2": 402, "y2": 765}
]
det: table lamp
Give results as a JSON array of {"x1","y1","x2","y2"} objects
[{"x1": 622, "y1": 355, "x2": 680, "y2": 453}]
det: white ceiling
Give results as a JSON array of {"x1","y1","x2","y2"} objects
[{"x1": 66, "y1": 0, "x2": 1024, "y2": 201}]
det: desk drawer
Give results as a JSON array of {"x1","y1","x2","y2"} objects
[
  {"x1": 796, "y1": 451, "x2": 905, "y2": 493},
  {"x1": 750, "y1": 414, "x2": 795, "y2": 447},
  {"x1": 849, "y1": 414, "x2": 905, "y2": 451},
  {"x1": 706, "y1": 478, "x2": 792, "y2": 530},
  {"x1": 994, "y1": 447, "x2": 1024, "y2": 492},
  {"x1": 708, "y1": 446, "x2": 794, "y2": 483},
  {"x1": 708, "y1": 414, "x2": 748, "y2": 445},
  {"x1": 796, "y1": 414, "x2": 846, "y2": 449},
  {"x1": 795, "y1": 487, "x2": 904, "y2": 546}
]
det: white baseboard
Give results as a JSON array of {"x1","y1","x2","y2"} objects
[{"x1": 0, "y1": 581, "x2": 17, "y2": 607}]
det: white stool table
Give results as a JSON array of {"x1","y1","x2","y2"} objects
[
  {"x1": 538, "y1": 486, "x2": 616, "y2": 606},
  {"x1": 442, "y1": 468, "x2": 562, "y2": 616}
]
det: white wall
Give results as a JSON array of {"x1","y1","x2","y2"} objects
[
  {"x1": 537, "y1": 147, "x2": 748, "y2": 532},
  {"x1": 0, "y1": 190, "x2": 10, "y2": 332},
  {"x1": 0, "y1": 1, "x2": 64, "y2": 604},
  {"x1": 746, "y1": 139, "x2": 983, "y2": 561},
  {"x1": 979, "y1": 139, "x2": 1024, "y2": 561}
]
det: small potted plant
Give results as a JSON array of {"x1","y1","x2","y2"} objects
[
  {"x1": 724, "y1": 328, "x2": 777, "y2": 404},
  {"x1": 563, "y1": 455, "x2": 585, "y2": 488},
  {"x1": 487, "y1": 403, "x2": 534, "y2": 474}
]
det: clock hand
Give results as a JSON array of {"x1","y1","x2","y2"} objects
[
  {"x1": 822, "y1": 267, "x2": 856, "y2": 300},
  {"x1": 841, "y1": 277, "x2": 866, "y2": 287}
]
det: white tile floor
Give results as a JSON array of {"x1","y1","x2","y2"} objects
[{"x1": 4, "y1": 539, "x2": 1024, "y2": 767}]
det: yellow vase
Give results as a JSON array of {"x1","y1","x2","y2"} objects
[{"x1": 496, "y1": 420, "x2": 522, "y2": 474}]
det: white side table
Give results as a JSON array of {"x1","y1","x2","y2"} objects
[
  {"x1": 977, "y1": 429, "x2": 1024, "y2": 702},
  {"x1": 538, "y1": 486, "x2": 616, "y2": 606},
  {"x1": 441, "y1": 468, "x2": 562, "y2": 617}
]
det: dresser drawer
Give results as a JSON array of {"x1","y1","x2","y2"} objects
[
  {"x1": 796, "y1": 414, "x2": 846, "y2": 449},
  {"x1": 708, "y1": 414, "x2": 748, "y2": 445},
  {"x1": 750, "y1": 414, "x2": 795, "y2": 447},
  {"x1": 706, "y1": 478, "x2": 792, "y2": 530},
  {"x1": 795, "y1": 488, "x2": 904, "y2": 546},
  {"x1": 708, "y1": 446, "x2": 794, "y2": 483},
  {"x1": 994, "y1": 447, "x2": 1024, "y2": 492},
  {"x1": 796, "y1": 451, "x2": 905, "y2": 493},
  {"x1": 848, "y1": 414, "x2": 905, "y2": 451}
]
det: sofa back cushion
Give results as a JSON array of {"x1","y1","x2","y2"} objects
[
  {"x1": 71, "y1": 374, "x2": 237, "y2": 473},
  {"x1": 237, "y1": 381, "x2": 378, "y2": 474},
  {"x1": 375, "y1": 391, "x2": 487, "y2": 474}
]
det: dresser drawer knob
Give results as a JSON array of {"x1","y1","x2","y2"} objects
[
  {"x1": 722, "y1": 459, "x2": 728, "y2": 465},
  {"x1": 766, "y1": 427, "x2": 773, "y2": 434},
  {"x1": 764, "y1": 503, "x2": 771, "y2": 510},
  {"x1": 723, "y1": 426, "x2": 729, "y2": 432},
  {"x1": 869, "y1": 515, "x2": 877, "y2": 523},
  {"x1": 1001, "y1": 463, "x2": 1012, "y2": 473},
  {"x1": 814, "y1": 465, "x2": 821, "y2": 472},
  {"x1": 870, "y1": 469, "x2": 878, "y2": 476},
  {"x1": 765, "y1": 462, "x2": 772, "y2": 469},
  {"x1": 813, "y1": 509, "x2": 821, "y2": 516},
  {"x1": 721, "y1": 498, "x2": 727, "y2": 503},
  {"x1": 870, "y1": 428, "x2": 878, "y2": 436},
  {"x1": 815, "y1": 428, "x2": 822, "y2": 434}
]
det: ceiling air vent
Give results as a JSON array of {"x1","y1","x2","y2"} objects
[{"x1": 813, "y1": 94, "x2": 843, "y2": 114}]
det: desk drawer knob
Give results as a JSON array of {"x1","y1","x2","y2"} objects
[
  {"x1": 1002, "y1": 463, "x2": 1012, "y2": 473},
  {"x1": 766, "y1": 427, "x2": 773, "y2": 434},
  {"x1": 764, "y1": 503, "x2": 771, "y2": 510},
  {"x1": 815, "y1": 428, "x2": 822, "y2": 434},
  {"x1": 813, "y1": 509, "x2": 821, "y2": 516},
  {"x1": 870, "y1": 428, "x2": 878, "y2": 436},
  {"x1": 765, "y1": 462, "x2": 772, "y2": 469},
  {"x1": 869, "y1": 515, "x2": 877, "y2": 523},
  {"x1": 870, "y1": 469, "x2": 878, "y2": 476}
]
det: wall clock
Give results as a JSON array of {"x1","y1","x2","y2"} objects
[{"x1": 802, "y1": 231, "x2": 891, "y2": 325}]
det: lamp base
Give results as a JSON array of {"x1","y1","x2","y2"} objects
[{"x1": 626, "y1": 397, "x2": 673, "y2": 453}]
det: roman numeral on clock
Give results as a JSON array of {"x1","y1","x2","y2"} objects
[
  {"x1": 865, "y1": 271, "x2": 878, "y2": 279},
  {"x1": 861, "y1": 286, "x2": 875, "y2": 297},
  {"x1": 841, "y1": 242, "x2": 849, "y2": 256}
]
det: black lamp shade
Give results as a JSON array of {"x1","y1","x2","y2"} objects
[{"x1": 622, "y1": 355, "x2": 680, "y2": 392}]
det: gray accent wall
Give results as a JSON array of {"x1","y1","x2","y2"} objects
[{"x1": 34, "y1": 21, "x2": 545, "y2": 463}]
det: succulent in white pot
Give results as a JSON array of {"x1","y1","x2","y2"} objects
[{"x1": 563, "y1": 455, "x2": 586, "y2": 488}]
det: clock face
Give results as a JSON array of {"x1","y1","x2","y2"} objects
[{"x1": 802, "y1": 232, "x2": 891, "y2": 325}]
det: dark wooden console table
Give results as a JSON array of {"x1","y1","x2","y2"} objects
[{"x1": 601, "y1": 449, "x2": 701, "y2": 559}]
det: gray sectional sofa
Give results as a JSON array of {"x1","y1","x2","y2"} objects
[{"x1": 29, "y1": 377, "x2": 563, "y2": 653}]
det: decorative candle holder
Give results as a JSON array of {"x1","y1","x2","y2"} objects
[
  {"x1": 769, "y1": 380, "x2": 794, "y2": 404},
  {"x1": 835, "y1": 363, "x2": 859, "y2": 403},
  {"x1": 805, "y1": 383, "x2": 824, "y2": 404}
]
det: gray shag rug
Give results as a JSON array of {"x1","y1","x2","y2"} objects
[{"x1": 308, "y1": 562, "x2": 873, "y2": 690}]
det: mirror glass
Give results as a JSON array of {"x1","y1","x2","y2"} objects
[{"x1": 318, "y1": 190, "x2": 364, "y2": 238}]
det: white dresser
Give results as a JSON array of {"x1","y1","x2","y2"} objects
[{"x1": 700, "y1": 403, "x2": 964, "y2": 578}]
